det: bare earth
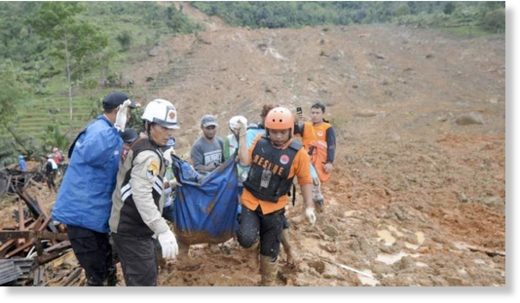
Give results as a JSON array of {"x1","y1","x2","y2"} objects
[{"x1": 1, "y1": 4, "x2": 505, "y2": 287}]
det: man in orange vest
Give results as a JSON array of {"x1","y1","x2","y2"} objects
[
  {"x1": 297, "y1": 102, "x2": 336, "y2": 210},
  {"x1": 236, "y1": 106, "x2": 316, "y2": 286},
  {"x1": 308, "y1": 102, "x2": 336, "y2": 181}
]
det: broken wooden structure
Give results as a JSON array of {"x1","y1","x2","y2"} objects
[{"x1": 0, "y1": 171, "x2": 77, "y2": 286}]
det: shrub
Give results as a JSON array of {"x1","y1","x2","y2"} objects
[
  {"x1": 480, "y1": 9, "x2": 505, "y2": 33},
  {"x1": 116, "y1": 31, "x2": 132, "y2": 51}
]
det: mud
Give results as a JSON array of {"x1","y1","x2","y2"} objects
[{"x1": 0, "y1": 4, "x2": 505, "y2": 287}]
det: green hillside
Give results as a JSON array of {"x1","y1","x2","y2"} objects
[
  {"x1": 0, "y1": 1, "x2": 200, "y2": 165},
  {"x1": 192, "y1": 1, "x2": 504, "y2": 34},
  {"x1": 0, "y1": 1, "x2": 505, "y2": 167}
]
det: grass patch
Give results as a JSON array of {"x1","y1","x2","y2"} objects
[{"x1": 441, "y1": 25, "x2": 490, "y2": 38}]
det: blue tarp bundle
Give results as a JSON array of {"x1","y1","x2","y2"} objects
[{"x1": 168, "y1": 155, "x2": 240, "y2": 244}]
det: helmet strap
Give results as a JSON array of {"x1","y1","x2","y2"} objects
[{"x1": 145, "y1": 121, "x2": 152, "y2": 138}]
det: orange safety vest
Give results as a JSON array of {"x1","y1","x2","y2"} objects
[
  {"x1": 241, "y1": 137, "x2": 312, "y2": 214},
  {"x1": 304, "y1": 121, "x2": 332, "y2": 183}
]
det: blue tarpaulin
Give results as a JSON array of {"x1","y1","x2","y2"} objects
[{"x1": 167, "y1": 155, "x2": 240, "y2": 244}]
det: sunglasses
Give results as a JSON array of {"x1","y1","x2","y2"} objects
[{"x1": 204, "y1": 125, "x2": 216, "y2": 130}]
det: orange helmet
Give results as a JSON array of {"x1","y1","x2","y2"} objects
[{"x1": 265, "y1": 107, "x2": 294, "y2": 132}]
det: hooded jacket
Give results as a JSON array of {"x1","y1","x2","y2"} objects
[{"x1": 52, "y1": 115, "x2": 123, "y2": 233}]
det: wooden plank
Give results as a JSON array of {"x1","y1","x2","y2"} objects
[
  {"x1": 5, "y1": 239, "x2": 34, "y2": 258},
  {"x1": 47, "y1": 249, "x2": 75, "y2": 268},
  {"x1": 18, "y1": 199, "x2": 25, "y2": 231},
  {"x1": 0, "y1": 231, "x2": 68, "y2": 242},
  {"x1": 30, "y1": 216, "x2": 44, "y2": 227},
  {"x1": 45, "y1": 240, "x2": 71, "y2": 254},
  {"x1": 17, "y1": 199, "x2": 28, "y2": 247},
  {"x1": 63, "y1": 267, "x2": 83, "y2": 286},
  {"x1": 30, "y1": 216, "x2": 45, "y2": 231},
  {"x1": 32, "y1": 265, "x2": 45, "y2": 286},
  {"x1": 16, "y1": 189, "x2": 43, "y2": 219},
  {"x1": 36, "y1": 242, "x2": 72, "y2": 265},
  {"x1": 0, "y1": 239, "x2": 16, "y2": 257}
]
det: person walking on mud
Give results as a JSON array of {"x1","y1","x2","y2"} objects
[
  {"x1": 245, "y1": 104, "x2": 297, "y2": 265},
  {"x1": 298, "y1": 102, "x2": 336, "y2": 210},
  {"x1": 110, "y1": 99, "x2": 179, "y2": 286},
  {"x1": 51, "y1": 91, "x2": 138, "y2": 286},
  {"x1": 309, "y1": 102, "x2": 336, "y2": 180},
  {"x1": 235, "y1": 106, "x2": 316, "y2": 286}
]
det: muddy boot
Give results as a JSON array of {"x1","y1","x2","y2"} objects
[
  {"x1": 247, "y1": 241, "x2": 260, "y2": 269},
  {"x1": 178, "y1": 240, "x2": 190, "y2": 257},
  {"x1": 280, "y1": 229, "x2": 295, "y2": 265},
  {"x1": 312, "y1": 181, "x2": 324, "y2": 212},
  {"x1": 260, "y1": 255, "x2": 278, "y2": 286}
]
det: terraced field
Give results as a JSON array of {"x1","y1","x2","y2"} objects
[{"x1": 1, "y1": 95, "x2": 96, "y2": 143}]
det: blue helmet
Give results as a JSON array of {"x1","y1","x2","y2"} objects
[{"x1": 18, "y1": 155, "x2": 24, "y2": 160}]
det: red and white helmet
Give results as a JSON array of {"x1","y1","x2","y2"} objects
[{"x1": 141, "y1": 99, "x2": 180, "y2": 129}]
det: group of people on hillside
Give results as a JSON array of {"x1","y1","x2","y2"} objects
[
  {"x1": 44, "y1": 147, "x2": 64, "y2": 192},
  {"x1": 17, "y1": 147, "x2": 64, "y2": 193},
  {"x1": 50, "y1": 91, "x2": 336, "y2": 287}
]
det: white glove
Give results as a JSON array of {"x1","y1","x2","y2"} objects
[
  {"x1": 305, "y1": 207, "x2": 316, "y2": 225},
  {"x1": 115, "y1": 100, "x2": 132, "y2": 131},
  {"x1": 163, "y1": 147, "x2": 173, "y2": 166},
  {"x1": 157, "y1": 229, "x2": 178, "y2": 259},
  {"x1": 169, "y1": 178, "x2": 181, "y2": 188},
  {"x1": 324, "y1": 162, "x2": 334, "y2": 174}
]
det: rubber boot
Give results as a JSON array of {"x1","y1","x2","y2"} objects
[
  {"x1": 280, "y1": 229, "x2": 295, "y2": 265},
  {"x1": 312, "y1": 178, "x2": 324, "y2": 212},
  {"x1": 260, "y1": 255, "x2": 278, "y2": 286},
  {"x1": 247, "y1": 241, "x2": 260, "y2": 269},
  {"x1": 178, "y1": 240, "x2": 190, "y2": 257}
]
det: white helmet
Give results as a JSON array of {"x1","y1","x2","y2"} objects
[
  {"x1": 141, "y1": 99, "x2": 180, "y2": 129},
  {"x1": 228, "y1": 115, "x2": 248, "y2": 132}
]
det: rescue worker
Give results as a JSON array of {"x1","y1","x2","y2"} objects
[
  {"x1": 236, "y1": 106, "x2": 316, "y2": 286},
  {"x1": 45, "y1": 154, "x2": 58, "y2": 192},
  {"x1": 297, "y1": 102, "x2": 336, "y2": 210},
  {"x1": 51, "y1": 147, "x2": 65, "y2": 175},
  {"x1": 52, "y1": 147, "x2": 64, "y2": 165},
  {"x1": 308, "y1": 102, "x2": 336, "y2": 182},
  {"x1": 190, "y1": 114, "x2": 225, "y2": 176},
  {"x1": 245, "y1": 104, "x2": 296, "y2": 265},
  {"x1": 51, "y1": 91, "x2": 137, "y2": 286},
  {"x1": 109, "y1": 99, "x2": 179, "y2": 286},
  {"x1": 120, "y1": 128, "x2": 139, "y2": 160}
]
